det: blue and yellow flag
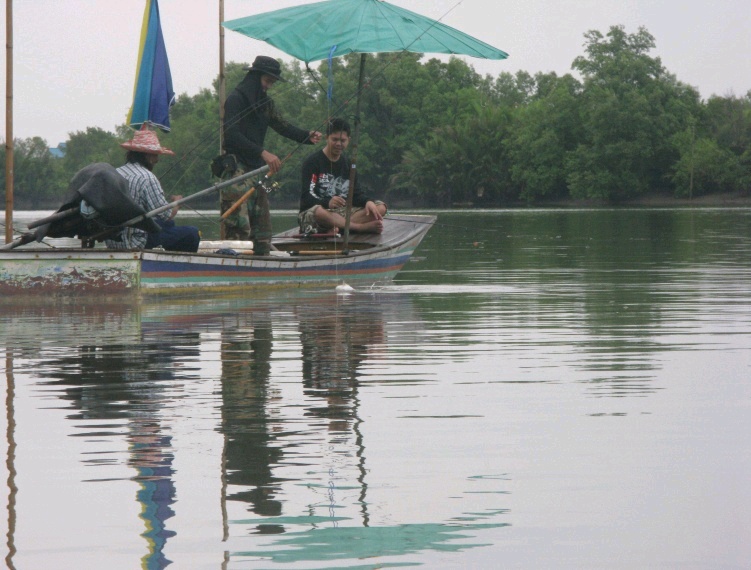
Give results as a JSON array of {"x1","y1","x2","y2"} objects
[{"x1": 127, "y1": 0, "x2": 175, "y2": 132}]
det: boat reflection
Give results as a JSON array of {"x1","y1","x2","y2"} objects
[
  {"x1": 296, "y1": 297, "x2": 387, "y2": 528},
  {"x1": 219, "y1": 308, "x2": 283, "y2": 533},
  {"x1": 17, "y1": 304, "x2": 200, "y2": 569},
  {"x1": 0, "y1": 291, "x2": 509, "y2": 568},
  {"x1": 217, "y1": 292, "x2": 390, "y2": 537}
]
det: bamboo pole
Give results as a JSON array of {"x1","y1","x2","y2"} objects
[
  {"x1": 218, "y1": 0, "x2": 226, "y2": 239},
  {"x1": 218, "y1": 0, "x2": 225, "y2": 151},
  {"x1": 5, "y1": 0, "x2": 14, "y2": 244}
]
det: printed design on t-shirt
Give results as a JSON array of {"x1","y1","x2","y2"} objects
[{"x1": 309, "y1": 172, "x2": 350, "y2": 200}]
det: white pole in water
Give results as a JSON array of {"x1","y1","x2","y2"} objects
[{"x1": 5, "y1": 0, "x2": 14, "y2": 244}]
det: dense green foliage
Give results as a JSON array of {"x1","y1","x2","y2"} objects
[{"x1": 2, "y1": 25, "x2": 750, "y2": 209}]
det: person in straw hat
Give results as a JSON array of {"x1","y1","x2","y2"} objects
[
  {"x1": 220, "y1": 55, "x2": 322, "y2": 253},
  {"x1": 105, "y1": 128, "x2": 200, "y2": 252}
]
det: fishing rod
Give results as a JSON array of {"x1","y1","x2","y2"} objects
[
  {"x1": 164, "y1": 78, "x2": 331, "y2": 224},
  {"x1": 219, "y1": 172, "x2": 280, "y2": 221},
  {"x1": 87, "y1": 164, "x2": 271, "y2": 243},
  {"x1": 385, "y1": 215, "x2": 437, "y2": 226},
  {"x1": 0, "y1": 165, "x2": 270, "y2": 251}
]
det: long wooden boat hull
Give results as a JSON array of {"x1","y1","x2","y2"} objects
[{"x1": 0, "y1": 215, "x2": 435, "y2": 296}]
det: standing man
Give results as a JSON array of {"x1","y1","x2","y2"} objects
[
  {"x1": 299, "y1": 118, "x2": 386, "y2": 235},
  {"x1": 221, "y1": 55, "x2": 321, "y2": 254},
  {"x1": 106, "y1": 129, "x2": 200, "y2": 253}
]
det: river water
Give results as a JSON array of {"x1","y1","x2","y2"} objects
[{"x1": 1, "y1": 208, "x2": 750, "y2": 569}]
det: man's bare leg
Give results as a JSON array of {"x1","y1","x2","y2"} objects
[{"x1": 314, "y1": 207, "x2": 385, "y2": 234}]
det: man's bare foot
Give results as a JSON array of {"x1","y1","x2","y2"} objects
[{"x1": 351, "y1": 219, "x2": 384, "y2": 234}]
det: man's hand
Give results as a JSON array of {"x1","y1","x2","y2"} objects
[
  {"x1": 309, "y1": 131, "x2": 322, "y2": 144},
  {"x1": 169, "y1": 195, "x2": 183, "y2": 219},
  {"x1": 261, "y1": 150, "x2": 282, "y2": 175},
  {"x1": 365, "y1": 200, "x2": 383, "y2": 220},
  {"x1": 328, "y1": 195, "x2": 346, "y2": 209}
]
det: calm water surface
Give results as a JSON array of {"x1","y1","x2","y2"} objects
[{"x1": 1, "y1": 209, "x2": 750, "y2": 569}]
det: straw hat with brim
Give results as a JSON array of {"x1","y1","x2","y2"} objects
[
  {"x1": 120, "y1": 129, "x2": 175, "y2": 156},
  {"x1": 244, "y1": 55, "x2": 286, "y2": 82}
]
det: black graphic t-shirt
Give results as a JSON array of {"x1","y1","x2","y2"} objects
[{"x1": 299, "y1": 149, "x2": 370, "y2": 213}]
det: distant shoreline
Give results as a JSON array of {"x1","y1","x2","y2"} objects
[
  {"x1": 501, "y1": 191, "x2": 751, "y2": 209},
  {"x1": 561, "y1": 191, "x2": 751, "y2": 208}
]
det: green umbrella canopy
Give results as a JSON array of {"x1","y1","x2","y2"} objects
[{"x1": 222, "y1": 0, "x2": 508, "y2": 63}]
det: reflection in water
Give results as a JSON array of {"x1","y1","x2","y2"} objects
[
  {"x1": 233, "y1": 520, "x2": 509, "y2": 566},
  {"x1": 1, "y1": 209, "x2": 750, "y2": 568},
  {"x1": 214, "y1": 293, "x2": 510, "y2": 565},
  {"x1": 4, "y1": 349, "x2": 17, "y2": 570},
  {"x1": 297, "y1": 297, "x2": 387, "y2": 529},
  {"x1": 130, "y1": 423, "x2": 176, "y2": 570},
  {"x1": 4, "y1": 296, "x2": 472, "y2": 567},
  {"x1": 218, "y1": 295, "x2": 386, "y2": 536},
  {"x1": 17, "y1": 304, "x2": 202, "y2": 569},
  {"x1": 220, "y1": 309, "x2": 283, "y2": 533}
]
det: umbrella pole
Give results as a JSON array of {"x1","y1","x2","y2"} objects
[{"x1": 342, "y1": 53, "x2": 366, "y2": 255}]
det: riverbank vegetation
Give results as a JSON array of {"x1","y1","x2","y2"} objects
[{"x1": 2, "y1": 25, "x2": 750, "y2": 209}]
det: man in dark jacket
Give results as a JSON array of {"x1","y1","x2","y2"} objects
[{"x1": 220, "y1": 56, "x2": 321, "y2": 253}]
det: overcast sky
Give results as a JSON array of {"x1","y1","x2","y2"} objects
[{"x1": 2, "y1": 0, "x2": 750, "y2": 145}]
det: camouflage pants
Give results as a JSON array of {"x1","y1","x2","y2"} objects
[{"x1": 219, "y1": 167, "x2": 271, "y2": 253}]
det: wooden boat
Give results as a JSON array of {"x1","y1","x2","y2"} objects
[{"x1": 0, "y1": 214, "x2": 435, "y2": 296}]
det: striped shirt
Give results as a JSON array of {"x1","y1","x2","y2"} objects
[{"x1": 105, "y1": 162, "x2": 171, "y2": 249}]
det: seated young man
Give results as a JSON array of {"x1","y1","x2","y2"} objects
[{"x1": 298, "y1": 118, "x2": 387, "y2": 235}]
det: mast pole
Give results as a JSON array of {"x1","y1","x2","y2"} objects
[{"x1": 5, "y1": 0, "x2": 14, "y2": 244}]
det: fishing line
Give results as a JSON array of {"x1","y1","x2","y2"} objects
[
  {"x1": 0, "y1": 221, "x2": 30, "y2": 241},
  {"x1": 153, "y1": 79, "x2": 323, "y2": 230},
  {"x1": 386, "y1": 214, "x2": 505, "y2": 233},
  {"x1": 131, "y1": 0, "x2": 473, "y2": 231},
  {"x1": 159, "y1": 79, "x2": 303, "y2": 182},
  {"x1": 305, "y1": 0, "x2": 471, "y2": 121},
  {"x1": 0, "y1": 220, "x2": 64, "y2": 249},
  {"x1": 162, "y1": 15, "x2": 454, "y2": 199}
]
